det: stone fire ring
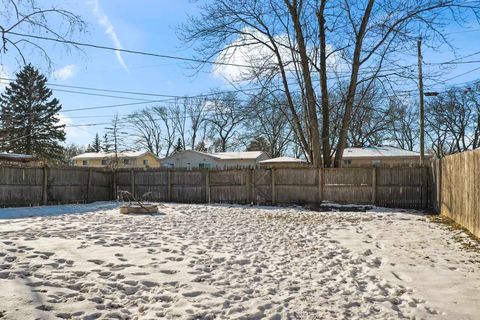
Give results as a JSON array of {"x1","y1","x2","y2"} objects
[{"x1": 119, "y1": 204, "x2": 159, "y2": 214}]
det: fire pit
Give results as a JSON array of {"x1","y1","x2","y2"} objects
[{"x1": 119, "y1": 203, "x2": 158, "y2": 214}]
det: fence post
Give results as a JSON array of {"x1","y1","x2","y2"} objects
[
  {"x1": 42, "y1": 166, "x2": 48, "y2": 205},
  {"x1": 206, "y1": 169, "x2": 211, "y2": 204},
  {"x1": 87, "y1": 168, "x2": 92, "y2": 203},
  {"x1": 130, "y1": 168, "x2": 135, "y2": 197},
  {"x1": 167, "y1": 170, "x2": 172, "y2": 202},
  {"x1": 271, "y1": 168, "x2": 276, "y2": 205},
  {"x1": 318, "y1": 167, "x2": 323, "y2": 205},
  {"x1": 372, "y1": 167, "x2": 377, "y2": 205},
  {"x1": 112, "y1": 170, "x2": 117, "y2": 200},
  {"x1": 246, "y1": 169, "x2": 251, "y2": 204},
  {"x1": 438, "y1": 157, "x2": 442, "y2": 214}
]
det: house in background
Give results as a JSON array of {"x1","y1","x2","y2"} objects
[
  {"x1": 259, "y1": 156, "x2": 307, "y2": 168},
  {"x1": 0, "y1": 153, "x2": 41, "y2": 166},
  {"x1": 72, "y1": 150, "x2": 160, "y2": 168},
  {"x1": 160, "y1": 150, "x2": 269, "y2": 169},
  {"x1": 341, "y1": 146, "x2": 431, "y2": 167}
]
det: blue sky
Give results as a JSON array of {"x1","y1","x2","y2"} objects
[{"x1": 1, "y1": 1, "x2": 480, "y2": 147}]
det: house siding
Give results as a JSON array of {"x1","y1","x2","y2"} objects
[
  {"x1": 161, "y1": 151, "x2": 268, "y2": 169},
  {"x1": 342, "y1": 157, "x2": 424, "y2": 167},
  {"x1": 73, "y1": 153, "x2": 160, "y2": 168}
]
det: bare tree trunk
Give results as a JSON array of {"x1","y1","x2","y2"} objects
[
  {"x1": 334, "y1": 0, "x2": 375, "y2": 168},
  {"x1": 317, "y1": 0, "x2": 331, "y2": 167},
  {"x1": 286, "y1": 0, "x2": 322, "y2": 167}
]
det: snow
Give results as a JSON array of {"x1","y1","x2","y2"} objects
[
  {"x1": 259, "y1": 156, "x2": 307, "y2": 163},
  {"x1": 343, "y1": 146, "x2": 429, "y2": 158},
  {"x1": 71, "y1": 150, "x2": 151, "y2": 160},
  {"x1": 0, "y1": 203, "x2": 479, "y2": 319},
  {"x1": 212, "y1": 151, "x2": 266, "y2": 160},
  {"x1": 0, "y1": 202, "x2": 119, "y2": 219}
]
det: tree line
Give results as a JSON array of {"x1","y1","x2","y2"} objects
[
  {"x1": 86, "y1": 81, "x2": 480, "y2": 162},
  {"x1": 0, "y1": 64, "x2": 479, "y2": 164},
  {"x1": 1, "y1": 0, "x2": 480, "y2": 166}
]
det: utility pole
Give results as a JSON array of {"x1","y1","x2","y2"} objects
[{"x1": 417, "y1": 37, "x2": 425, "y2": 163}]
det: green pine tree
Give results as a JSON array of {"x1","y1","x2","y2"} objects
[
  {"x1": 102, "y1": 133, "x2": 111, "y2": 152},
  {"x1": 173, "y1": 137, "x2": 184, "y2": 153},
  {"x1": 0, "y1": 64, "x2": 66, "y2": 160},
  {"x1": 91, "y1": 133, "x2": 102, "y2": 152}
]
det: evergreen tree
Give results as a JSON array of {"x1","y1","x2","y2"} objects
[
  {"x1": 102, "y1": 133, "x2": 111, "y2": 152},
  {"x1": 0, "y1": 64, "x2": 65, "y2": 160},
  {"x1": 90, "y1": 133, "x2": 102, "y2": 152},
  {"x1": 194, "y1": 141, "x2": 208, "y2": 152},
  {"x1": 173, "y1": 137, "x2": 184, "y2": 153}
]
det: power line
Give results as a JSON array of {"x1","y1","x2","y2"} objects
[
  {"x1": 6, "y1": 31, "x2": 420, "y2": 77},
  {"x1": 6, "y1": 31, "x2": 258, "y2": 69}
]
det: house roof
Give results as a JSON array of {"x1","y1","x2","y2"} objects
[
  {"x1": 161, "y1": 150, "x2": 268, "y2": 161},
  {"x1": 161, "y1": 150, "x2": 218, "y2": 161},
  {"x1": 212, "y1": 151, "x2": 267, "y2": 160},
  {"x1": 0, "y1": 153, "x2": 36, "y2": 161},
  {"x1": 72, "y1": 150, "x2": 156, "y2": 160},
  {"x1": 259, "y1": 156, "x2": 306, "y2": 164},
  {"x1": 342, "y1": 146, "x2": 429, "y2": 159}
]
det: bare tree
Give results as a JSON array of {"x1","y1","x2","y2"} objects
[
  {"x1": 385, "y1": 97, "x2": 419, "y2": 151},
  {"x1": 347, "y1": 84, "x2": 387, "y2": 147},
  {"x1": 171, "y1": 100, "x2": 188, "y2": 152},
  {"x1": 129, "y1": 108, "x2": 162, "y2": 156},
  {"x1": 105, "y1": 113, "x2": 127, "y2": 168},
  {"x1": 243, "y1": 93, "x2": 293, "y2": 157},
  {"x1": 179, "y1": 0, "x2": 480, "y2": 167},
  {"x1": 426, "y1": 85, "x2": 480, "y2": 157},
  {"x1": 207, "y1": 92, "x2": 245, "y2": 152},
  {"x1": 1, "y1": 0, "x2": 86, "y2": 69},
  {"x1": 187, "y1": 98, "x2": 208, "y2": 150},
  {"x1": 152, "y1": 106, "x2": 177, "y2": 157}
]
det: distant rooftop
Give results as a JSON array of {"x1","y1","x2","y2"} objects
[
  {"x1": 213, "y1": 151, "x2": 266, "y2": 160},
  {"x1": 342, "y1": 146, "x2": 428, "y2": 158},
  {"x1": 0, "y1": 153, "x2": 36, "y2": 162},
  {"x1": 72, "y1": 150, "x2": 154, "y2": 160},
  {"x1": 259, "y1": 156, "x2": 306, "y2": 164},
  {"x1": 162, "y1": 150, "x2": 268, "y2": 161}
]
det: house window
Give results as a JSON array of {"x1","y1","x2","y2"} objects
[
  {"x1": 82, "y1": 160, "x2": 88, "y2": 166},
  {"x1": 124, "y1": 159, "x2": 130, "y2": 165},
  {"x1": 343, "y1": 159, "x2": 352, "y2": 165},
  {"x1": 143, "y1": 159, "x2": 149, "y2": 165},
  {"x1": 101, "y1": 159, "x2": 108, "y2": 165},
  {"x1": 372, "y1": 160, "x2": 381, "y2": 166},
  {"x1": 199, "y1": 163, "x2": 211, "y2": 169},
  {"x1": 187, "y1": 162, "x2": 192, "y2": 170}
]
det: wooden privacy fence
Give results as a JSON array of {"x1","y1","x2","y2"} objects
[
  {"x1": 0, "y1": 166, "x2": 112, "y2": 207},
  {"x1": 432, "y1": 149, "x2": 480, "y2": 238},
  {"x1": 0, "y1": 165, "x2": 432, "y2": 209},
  {"x1": 115, "y1": 166, "x2": 431, "y2": 208}
]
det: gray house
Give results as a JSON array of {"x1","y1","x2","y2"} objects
[{"x1": 160, "y1": 150, "x2": 269, "y2": 169}]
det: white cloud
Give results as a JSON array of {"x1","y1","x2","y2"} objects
[
  {"x1": 87, "y1": 0, "x2": 129, "y2": 72},
  {"x1": 53, "y1": 65, "x2": 76, "y2": 81},
  {"x1": 213, "y1": 29, "x2": 342, "y2": 83},
  {"x1": 59, "y1": 113, "x2": 93, "y2": 144}
]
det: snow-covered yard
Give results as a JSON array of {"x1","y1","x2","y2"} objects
[{"x1": 0, "y1": 203, "x2": 479, "y2": 319}]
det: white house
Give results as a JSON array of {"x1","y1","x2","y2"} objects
[
  {"x1": 341, "y1": 146, "x2": 432, "y2": 167},
  {"x1": 160, "y1": 150, "x2": 269, "y2": 169}
]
